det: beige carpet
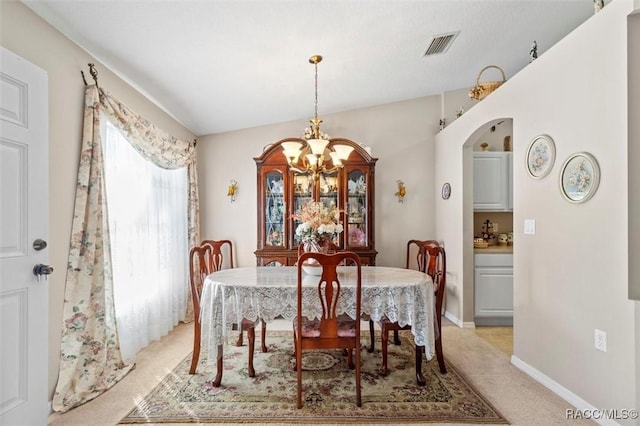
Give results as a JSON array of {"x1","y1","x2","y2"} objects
[
  {"x1": 48, "y1": 320, "x2": 595, "y2": 426},
  {"x1": 120, "y1": 331, "x2": 508, "y2": 424}
]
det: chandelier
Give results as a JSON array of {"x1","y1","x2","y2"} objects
[{"x1": 281, "y1": 55, "x2": 354, "y2": 180}]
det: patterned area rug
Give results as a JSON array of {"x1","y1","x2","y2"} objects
[{"x1": 120, "y1": 331, "x2": 509, "y2": 424}]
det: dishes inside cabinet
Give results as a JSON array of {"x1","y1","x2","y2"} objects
[{"x1": 349, "y1": 227, "x2": 366, "y2": 246}]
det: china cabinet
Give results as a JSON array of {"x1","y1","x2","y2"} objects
[{"x1": 254, "y1": 138, "x2": 377, "y2": 266}]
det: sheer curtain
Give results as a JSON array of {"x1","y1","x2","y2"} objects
[{"x1": 103, "y1": 119, "x2": 188, "y2": 362}]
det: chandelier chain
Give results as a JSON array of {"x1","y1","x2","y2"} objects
[{"x1": 314, "y1": 59, "x2": 319, "y2": 121}]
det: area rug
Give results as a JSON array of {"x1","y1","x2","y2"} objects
[{"x1": 120, "y1": 331, "x2": 509, "y2": 424}]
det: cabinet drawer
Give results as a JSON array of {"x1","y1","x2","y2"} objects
[{"x1": 474, "y1": 253, "x2": 513, "y2": 267}]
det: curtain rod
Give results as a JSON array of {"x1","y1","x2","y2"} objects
[{"x1": 80, "y1": 63, "x2": 99, "y2": 88}]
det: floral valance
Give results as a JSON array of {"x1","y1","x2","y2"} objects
[{"x1": 96, "y1": 87, "x2": 195, "y2": 170}]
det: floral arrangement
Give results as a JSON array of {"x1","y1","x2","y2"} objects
[{"x1": 293, "y1": 200, "x2": 343, "y2": 245}]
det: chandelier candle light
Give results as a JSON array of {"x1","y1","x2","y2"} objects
[{"x1": 281, "y1": 55, "x2": 354, "y2": 181}]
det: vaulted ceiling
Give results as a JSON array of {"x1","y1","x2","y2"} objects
[{"x1": 23, "y1": 0, "x2": 594, "y2": 136}]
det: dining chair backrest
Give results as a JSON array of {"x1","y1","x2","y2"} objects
[
  {"x1": 296, "y1": 251, "x2": 362, "y2": 339},
  {"x1": 201, "y1": 239, "x2": 234, "y2": 272},
  {"x1": 406, "y1": 239, "x2": 440, "y2": 273},
  {"x1": 423, "y1": 244, "x2": 446, "y2": 304},
  {"x1": 189, "y1": 244, "x2": 212, "y2": 320}
]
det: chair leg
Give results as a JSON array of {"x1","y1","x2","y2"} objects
[
  {"x1": 296, "y1": 343, "x2": 303, "y2": 408},
  {"x1": 393, "y1": 329, "x2": 401, "y2": 345},
  {"x1": 235, "y1": 329, "x2": 244, "y2": 346},
  {"x1": 347, "y1": 348, "x2": 355, "y2": 369},
  {"x1": 367, "y1": 319, "x2": 375, "y2": 353},
  {"x1": 355, "y1": 344, "x2": 362, "y2": 407},
  {"x1": 247, "y1": 326, "x2": 256, "y2": 378},
  {"x1": 260, "y1": 319, "x2": 268, "y2": 352},
  {"x1": 380, "y1": 325, "x2": 389, "y2": 376},
  {"x1": 212, "y1": 344, "x2": 223, "y2": 387},
  {"x1": 292, "y1": 328, "x2": 298, "y2": 371},
  {"x1": 435, "y1": 319, "x2": 447, "y2": 374},
  {"x1": 189, "y1": 321, "x2": 201, "y2": 374},
  {"x1": 415, "y1": 345, "x2": 426, "y2": 386}
]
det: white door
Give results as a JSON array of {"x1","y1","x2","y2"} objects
[{"x1": 0, "y1": 47, "x2": 49, "y2": 426}]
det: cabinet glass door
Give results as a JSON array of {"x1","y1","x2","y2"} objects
[
  {"x1": 265, "y1": 170, "x2": 285, "y2": 247},
  {"x1": 319, "y1": 171, "x2": 339, "y2": 246},
  {"x1": 319, "y1": 171, "x2": 338, "y2": 209},
  {"x1": 292, "y1": 173, "x2": 312, "y2": 247},
  {"x1": 346, "y1": 169, "x2": 367, "y2": 247}
]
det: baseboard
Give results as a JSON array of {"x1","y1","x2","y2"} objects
[
  {"x1": 474, "y1": 317, "x2": 513, "y2": 326},
  {"x1": 443, "y1": 310, "x2": 462, "y2": 327},
  {"x1": 462, "y1": 321, "x2": 476, "y2": 329},
  {"x1": 510, "y1": 355, "x2": 621, "y2": 426},
  {"x1": 443, "y1": 310, "x2": 476, "y2": 328}
]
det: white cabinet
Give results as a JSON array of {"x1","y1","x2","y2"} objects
[
  {"x1": 473, "y1": 152, "x2": 512, "y2": 211},
  {"x1": 474, "y1": 253, "x2": 513, "y2": 326}
]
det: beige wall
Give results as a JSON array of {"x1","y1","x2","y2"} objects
[
  {"x1": 196, "y1": 96, "x2": 440, "y2": 269},
  {"x1": 436, "y1": 0, "x2": 637, "y2": 417},
  {"x1": 0, "y1": 1, "x2": 195, "y2": 401}
]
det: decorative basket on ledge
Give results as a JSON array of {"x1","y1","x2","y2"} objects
[{"x1": 468, "y1": 65, "x2": 506, "y2": 100}]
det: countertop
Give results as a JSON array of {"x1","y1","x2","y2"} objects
[{"x1": 474, "y1": 245, "x2": 513, "y2": 254}]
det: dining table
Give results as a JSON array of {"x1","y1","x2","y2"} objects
[{"x1": 199, "y1": 265, "x2": 436, "y2": 386}]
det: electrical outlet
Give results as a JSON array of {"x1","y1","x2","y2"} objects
[
  {"x1": 594, "y1": 329, "x2": 607, "y2": 352},
  {"x1": 493, "y1": 223, "x2": 499, "y2": 233}
]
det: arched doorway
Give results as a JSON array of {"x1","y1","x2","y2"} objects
[{"x1": 462, "y1": 117, "x2": 514, "y2": 355}]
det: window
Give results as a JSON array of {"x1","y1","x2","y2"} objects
[{"x1": 103, "y1": 119, "x2": 188, "y2": 361}]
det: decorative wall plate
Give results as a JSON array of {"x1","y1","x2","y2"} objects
[
  {"x1": 441, "y1": 182, "x2": 451, "y2": 200},
  {"x1": 559, "y1": 152, "x2": 600, "y2": 203},
  {"x1": 525, "y1": 134, "x2": 556, "y2": 179}
]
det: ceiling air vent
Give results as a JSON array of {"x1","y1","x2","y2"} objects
[{"x1": 423, "y1": 31, "x2": 459, "y2": 56}]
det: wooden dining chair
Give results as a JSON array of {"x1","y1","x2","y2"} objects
[
  {"x1": 378, "y1": 242, "x2": 447, "y2": 383},
  {"x1": 293, "y1": 251, "x2": 362, "y2": 408},
  {"x1": 189, "y1": 241, "x2": 266, "y2": 376},
  {"x1": 201, "y1": 239, "x2": 267, "y2": 352},
  {"x1": 367, "y1": 239, "x2": 440, "y2": 352}
]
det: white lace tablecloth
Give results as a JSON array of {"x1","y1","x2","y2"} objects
[{"x1": 200, "y1": 266, "x2": 435, "y2": 363}]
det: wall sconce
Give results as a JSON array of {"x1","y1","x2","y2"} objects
[
  {"x1": 395, "y1": 180, "x2": 406, "y2": 203},
  {"x1": 227, "y1": 180, "x2": 238, "y2": 202}
]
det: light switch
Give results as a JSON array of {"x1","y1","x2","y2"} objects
[{"x1": 524, "y1": 219, "x2": 536, "y2": 235}]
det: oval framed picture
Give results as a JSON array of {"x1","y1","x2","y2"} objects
[
  {"x1": 559, "y1": 152, "x2": 600, "y2": 203},
  {"x1": 441, "y1": 182, "x2": 451, "y2": 200},
  {"x1": 525, "y1": 134, "x2": 556, "y2": 179}
]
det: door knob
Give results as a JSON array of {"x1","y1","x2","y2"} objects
[{"x1": 33, "y1": 264, "x2": 54, "y2": 281}]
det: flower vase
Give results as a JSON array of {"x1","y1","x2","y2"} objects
[{"x1": 301, "y1": 238, "x2": 328, "y2": 276}]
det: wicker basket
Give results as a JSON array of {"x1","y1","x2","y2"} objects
[
  {"x1": 468, "y1": 65, "x2": 506, "y2": 100},
  {"x1": 474, "y1": 240, "x2": 489, "y2": 248}
]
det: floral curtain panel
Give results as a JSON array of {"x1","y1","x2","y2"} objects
[{"x1": 53, "y1": 85, "x2": 199, "y2": 412}]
